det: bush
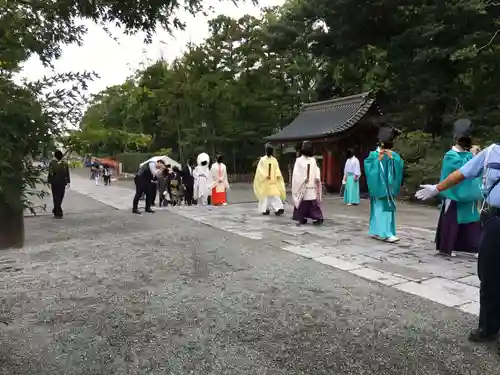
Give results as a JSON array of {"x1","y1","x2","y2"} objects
[
  {"x1": 395, "y1": 131, "x2": 446, "y2": 199},
  {"x1": 68, "y1": 159, "x2": 83, "y2": 169},
  {"x1": 115, "y1": 152, "x2": 155, "y2": 173}
]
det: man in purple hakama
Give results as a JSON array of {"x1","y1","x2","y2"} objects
[
  {"x1": 435, "y1": 119, "x2": 483, "y2": 257},
  {"x1": 292, "y1": 141, "x2": 324, "y2": 225}
]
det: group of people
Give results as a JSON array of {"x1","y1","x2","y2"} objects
[
  {"x1": 253, "y1": 133, "x2": 401, "y2": 233},
  {"x1": 131, "y1": 153, "x2": 230, "y2": 214},
  {"x1": 253, "y1": 141, "x2": 324, "y2": 225},
  {"x1": 253, "y1": 130, "x2": 402, "y2": 235},
  {"x1": 257, "y1": 121, "x2": 500, "y2": 349},
  {"x1": 415, "y1": 119, "x2": 500, "y2": 346},
  {"x1": 90, "y1": 162, "x2": 112, "y2": 186},
  {"x1": 47, "y1": 119, "x2": 500, "y2": 349},
  {"x1": 338, "y1": 121, "x2": 486, "y2": 249}
]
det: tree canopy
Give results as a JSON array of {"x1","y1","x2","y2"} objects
[
  {"x1": 2, "y1": 0, "x2": 500, "y2": 248},
  {"x1": 79, "y1": 10, "x2": 321, "y2": 171},
  {"x1": 81, "y1": 0, "x2": 500, "y2": 175},
  {"x1": 1, "y1": 0, "x2": 241, "y2": 248}
]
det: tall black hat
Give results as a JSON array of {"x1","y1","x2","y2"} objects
[
  {"x1": 453, "y1": 118, "x2": 472, "y2": 139},
  {"x1": 265, "y1": 142, "x2": 274, "y2": 150},
  {"x1": 301, "y1": 141, "x2": 313, "y2": 152},
  {"x1": 378, "y1": 127, "x2": 398, "y2": 143}
]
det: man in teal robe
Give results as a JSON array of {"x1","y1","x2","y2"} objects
[
  {"x1": 364, "y1": 127, "x2": 404, "y2": 243},
  {"x1": 435, "y1": 118, "x2": 482, "y2": 256}
]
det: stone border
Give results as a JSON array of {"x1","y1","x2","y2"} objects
[{"x1": 69, "y1": 174, "x2": 480, "y2": 317}]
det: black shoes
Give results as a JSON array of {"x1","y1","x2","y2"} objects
[
  {"x1": 313, "y1": 219, "x2": 324, "y2": 226},
  {"x1": 133, "y1": 208, "x2": 155, "y2": 214},
  {"x1": 297, "y1": 219, "x2": 307, "y2": 226},
  {"x1": 468, "y1": 328, "x2": 498, "y2": 343},
  {"x1": 263, "y1": 209, "x2": 285, "y2": 216}
]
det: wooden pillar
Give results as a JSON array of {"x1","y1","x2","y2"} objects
[
  {"x1": 322, "y1": 149, "x2": 327, "y2": 182},
  {"x1": 326, "y1": 150, "x2": 334, "y2": 191}
]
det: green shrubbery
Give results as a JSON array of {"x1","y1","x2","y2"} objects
[
  {"x1": 114, "y1": 153, "x2": 155, "y2": 174},
  {"x1": 395, "y1": 131, "x2": 448, "y2": 199},
  {"x1": 68, "y1": 159, "x2": 83, "y2": 169}
]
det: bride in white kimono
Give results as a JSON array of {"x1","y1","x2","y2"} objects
[{"x1": 193, "y1": 152, "x2": 212, "y2": 206}]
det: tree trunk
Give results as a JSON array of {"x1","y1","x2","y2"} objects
[{"x1": 0, "y1": 186, "x2": 25, "y2": 250}]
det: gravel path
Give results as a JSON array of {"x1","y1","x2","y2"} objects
[{"x1": 0, "y1": 190, "x2": 497, "y2": 374}]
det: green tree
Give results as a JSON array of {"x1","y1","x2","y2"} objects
[
  {"x1": 82, "y1": 10, "x2": 320, "y2": 171},
  {"x1": 1, "y1": 0, "x2": 244, "y2": 249}
]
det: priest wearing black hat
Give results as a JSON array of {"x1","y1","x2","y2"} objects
[
  {"x1": 291, "y1": 141, "x2": 324, "y2": 225},
  {"x1": 253, "y1": 143, "x2": 286, "y2": 216},
  {"x1": 434, "y1": 118, "x2": 482, "y2": 257},
  {"x1": 364, "y1": 127, "x2": 404, "y2": 242}
]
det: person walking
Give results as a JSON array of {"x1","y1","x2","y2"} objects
[
  {"x1": 103, "y1": 165, "x2": 112, "y2": 186},
  {"x1": 253, "y1": 143, "x2": 286, "y2": 216},
  {"x1": 416, "y1": 142, "x2": 500, "y2": 349},
  {"x1": 342, "y1": 149, "x2": 361, "y2": 205},
  {"x1": 210, "y1": 154, "x2": 229, "y2": 206},
  {"x1": 182, "y1": 158, "x2": 195, "y2": 205},
  {"x1": 167, "y1": 166, "x2": 184, "y2": 206},
  {"x1": 132, "y1": 159, "x2": 166, "y2": 214},
  {"x1": 93, "y1": 162, "x2": 101, "y2": 186},
  {"x1": 292, "y1": 141, "x2": 324, "y2": 225},
  {"x1": 157, "y1": 166, "x2": 168, "y2": 207},
  {"x1": 47, "y1": 150, "x2": 71, "y2": 219},
  {"x1": 193, "y1": 153, "x2": 212, "y2": 206},
  {"x1": 434, "y1": 119, "x2": 482, "y2": 257}
]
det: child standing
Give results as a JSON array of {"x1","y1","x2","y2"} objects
[{"x1": 103, "y1": 165, "x2": 112, "y2": 186}]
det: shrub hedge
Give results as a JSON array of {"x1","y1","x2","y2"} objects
[{"x1": 114, "y1": 152, "x2": 155, "y2": 173}]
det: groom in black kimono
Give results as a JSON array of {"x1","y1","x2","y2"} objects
[{"x1": 182, "y1": 157, "x2": 195, "y2": 205}]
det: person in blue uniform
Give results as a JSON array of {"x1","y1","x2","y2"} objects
[
  {"x1": 364, "y1": 127, "x2": 404, "y2": 243},
  {"x1": 416, "y1": 143, "x2": 500, "y2": 348},
  {"x1": 435, "y1": 119, "x2": 483, "y2": 257}
]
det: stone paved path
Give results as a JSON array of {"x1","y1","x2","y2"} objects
[{"x1": 69, "y1": 174, "x2": 481, "y2": 317}]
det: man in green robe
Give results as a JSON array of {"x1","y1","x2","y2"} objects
[
  {"x1": 435, "y1": 118, "x2": 482, "y2": 256},
  {"x1": 364, "y1": 127, "x2": 404, "y2": 243}
]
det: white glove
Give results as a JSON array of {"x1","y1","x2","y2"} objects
[
  {"x1": 342, "y1": 180, "x2": 346, "y2": 185},
  {"x1": 415, "y1": 184, "x2": 439, "y2": 200}
]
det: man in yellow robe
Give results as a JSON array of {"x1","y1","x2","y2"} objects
[{"x1": 253, "y1": 143, "x2": 286, "y2": 216}]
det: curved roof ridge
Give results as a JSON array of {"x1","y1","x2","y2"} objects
[
  {"x1": 265, "y1": 91, "x2": 376, "y2": 142},
  {"x1": 302, "y1": 91, "x2": 372, "y2": 111}
]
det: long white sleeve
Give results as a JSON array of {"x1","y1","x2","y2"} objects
[
  {"x1": 353, "y1": 157, "x2": 361, "y2": 177},
  {"x1": 344, "y1": 157, "x2": 361, "y2": 177},
  {"x1": 149, "y1": 162, "x2": 157, "y2": 177}
]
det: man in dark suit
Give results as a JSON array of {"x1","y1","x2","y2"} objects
[
  {"x1": 48, "y1": 150, "x2": 71, "y2": 219},
  {"x1": 182, "y1": 157, "x2": 195, "y2": 205}
]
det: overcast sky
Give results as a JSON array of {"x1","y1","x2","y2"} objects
[{"x1": 18, "y1": 0, "x2": 285, "y2": 96}]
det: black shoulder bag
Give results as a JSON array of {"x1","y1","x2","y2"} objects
[{"x1": 480, "y1": 175, "x2": 500, "y2": 227}]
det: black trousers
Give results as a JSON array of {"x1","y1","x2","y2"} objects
[
  {"x1": 133, "y1": 176, "x2": 152, "y2": 211},
  {"x1": 51, "y1": 182, "x2": 66, "y2": 217},
  {"x1": 151, "y1": 183, "x2": 158, "y2": 205},
  {"x1": 478, "y1": 215, "x2": 500, "y2": 335},
  {"x1": 184, "y1": 184, "x2": 194, "y2": 205}
]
